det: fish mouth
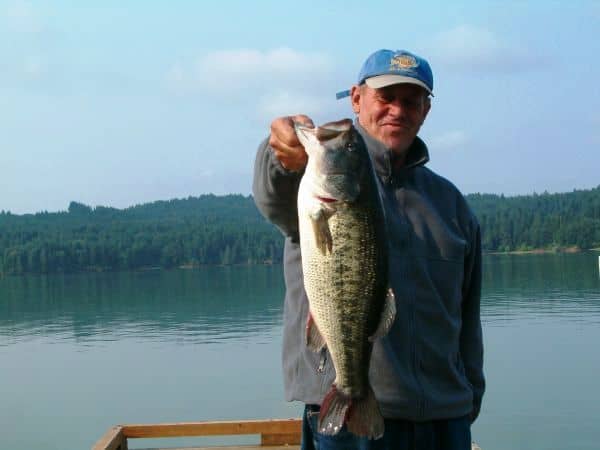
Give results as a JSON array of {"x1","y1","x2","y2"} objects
[{"x1": 316, "y1": 195, "x2": 338, "y2": 203}]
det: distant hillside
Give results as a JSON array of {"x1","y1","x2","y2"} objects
[
  {"x1": 467, "y1": 186, "x2": 600, "y2": 252},
  {"x1": 1, "y1": 187, "x2": 599, "y2": 275},
  {"x1": 0, "y1": 195, "x2": 283, "y2": 275}
]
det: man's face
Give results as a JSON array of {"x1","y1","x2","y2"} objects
[{"x1": 351, "y1": 83, "x2": 431, "y2": 156}]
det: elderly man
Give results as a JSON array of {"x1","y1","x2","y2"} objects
[{"x1": 252, "y1": 49, "x2": 484, "y2": 450}]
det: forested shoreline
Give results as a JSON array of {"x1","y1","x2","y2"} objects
[
  {"x1": 468, "y1": 187, "x2": 600, "y2": 252},
  {"x1": 1, "y1": 187, "x2": 599, "y2": 275},
  {"x1": 0, "y1": 195, "x2": 283, "y2": 275}
]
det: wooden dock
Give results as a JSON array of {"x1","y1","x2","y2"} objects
[
  {"x1": 92, "y1": 418, "x2": 302, "y2": 450},
  {"x1": 92, "y1": 417, "x2": 483, "y2": 450}
]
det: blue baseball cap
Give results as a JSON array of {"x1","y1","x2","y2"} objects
[{"x1": 336, "y1": 49, "x2": 434, "y2": 99}]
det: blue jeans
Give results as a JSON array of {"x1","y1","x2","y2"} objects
[{"x1": 301, "y1": 405, "x2": 471, "y2": 450}]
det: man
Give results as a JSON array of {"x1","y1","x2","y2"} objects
[{"x1": 253, "y1": 49, "x2": 484, "y2": 450}]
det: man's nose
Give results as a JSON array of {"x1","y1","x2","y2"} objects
[{"x1": 387, "y1": 100, "x2": 405, "y2": 118}]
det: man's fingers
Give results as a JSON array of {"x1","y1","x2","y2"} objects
[
  {"x1": 270, "y1": 136, "x2": 308, "y2": 171},
  {"x1": 270, "y1": 115, "x2": 315, "y2": 149},
  {"x1": 270, "y1": 117, "x2": 300, "y2": 148},
  {"x1": 269, "y1": 115, "x2": 311, "y2": 171},
  {"x1": 274, "y1": 152, "x2": 307, "y2": 172}
]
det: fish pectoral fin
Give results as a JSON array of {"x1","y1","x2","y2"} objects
[
  {"x1": 306, "y1": 312, "x2": 327, "y2": 352},
  {"x1": 369, "y1": 288, "x2": 397, "y2": 342},
  {"x1": 309, "y1": 205, "x2": 335, "y2": 255}
]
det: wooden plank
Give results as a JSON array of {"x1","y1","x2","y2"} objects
[
  {"x1": 261, "y1": 431, "x2": 301, "y2": 446},
  {"x1": 135, "y1": 446, "x2": 299, "y2": 450},
  {"x1": 91, "y1": 426, "x2": 126, "y2": 450},
  {"x1": 122, "y1": 419, "x2": 302, "y2": 439}
]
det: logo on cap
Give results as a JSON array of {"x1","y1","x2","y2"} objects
[{"x1": 390, "y1": 54, "x2": 418, "y2": 71}]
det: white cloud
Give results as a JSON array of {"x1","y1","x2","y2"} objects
[
  {"x1": 256, "y1": 90, "x2": 331, "y2": 120},
  {"x1": 3, "y1": 1, "x2": 42, "y2": 33},
  {"x1": 199, "y1": 47, "x2": 330, "y2": 78},
  {"x1": 427, "y1": 130, "x2": 469, "y2": 151},
  {"x1": 166, "y1": 48, "x2": 341, "y2": 121},
  {"x1": 428, "y1": 25, "x2": 544, "y2": 73},
  {"x1": 167, "y1": 48, "x2": 333, "y2": 94}
]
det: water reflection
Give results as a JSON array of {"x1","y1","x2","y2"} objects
[
  {"x1": 481, "y1": 253, "x2": 600, "y2": 325},
  {"x1": 2, "y1": 253, "x2": 600, "y2": 344},
  {"x1": 2, "y1": 254, "x2": 599, "y2": 450},
  {"x1": 0, "y1": 265, "x2": 286, "y2": 346}
]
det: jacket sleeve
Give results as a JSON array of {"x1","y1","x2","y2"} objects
[
  {"x1": 252, "y1": 137, "x2": 303, "y2": 241},
  {"x1": 460, "y1": 218, "x2": 485, "y2": 423}
]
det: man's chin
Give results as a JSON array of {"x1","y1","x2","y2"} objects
[{"x1": 383, "y1": 136, "x2": 413, "y2": 153}]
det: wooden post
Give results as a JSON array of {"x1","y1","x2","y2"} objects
[{"x1": 91, "y1": 426, "x2": 127, "y2": 450}]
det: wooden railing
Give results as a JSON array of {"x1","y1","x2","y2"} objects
[{"x1": 92, "y1": 418, "x2": 302, "y2": 450}]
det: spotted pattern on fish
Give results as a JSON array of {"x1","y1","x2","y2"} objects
[{"x1": 300, "y1": 199, "x2": 386, "y2": 398}]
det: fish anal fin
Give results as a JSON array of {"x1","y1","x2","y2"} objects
[
  {"x1": 306, "y1": 312, "x2": 327, "y2": 352},
  {"x1": 369, "y1": 288, "x2": 397, "y2": 342}
]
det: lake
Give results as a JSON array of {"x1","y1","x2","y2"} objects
[{"x1": 1, "y1": 253, "x2": 599, "y2": 450}]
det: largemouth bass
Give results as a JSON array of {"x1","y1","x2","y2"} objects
[{"x1": 295, "y1": 119, "x2": 396, "y2": 439}]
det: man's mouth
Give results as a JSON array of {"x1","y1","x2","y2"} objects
[{"x1": 381, "y1": 122, "x2": 409, "y2": 129}]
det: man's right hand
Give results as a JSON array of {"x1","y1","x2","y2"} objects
[{"x1": 269, "y1": 115, "x2": 314, "y2": 172}]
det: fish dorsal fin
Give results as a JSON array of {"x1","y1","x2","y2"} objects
[{"x1": 369, "y1": 288, "x2": 397, "y2": 342}]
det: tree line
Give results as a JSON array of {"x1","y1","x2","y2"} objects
[
  {"x1": 0, "y1": 195, "x2": 282, "y2": 275},
  {"x1": 1, "y1": 187, "x2": 599, "y2": 275},
  {"x1": 468, "y1": 187, "x2": 600, "y2": 252}
]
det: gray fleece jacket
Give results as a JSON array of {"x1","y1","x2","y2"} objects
[{"x1": 252, "y1": 122, "x2": 484, "y2": 422}]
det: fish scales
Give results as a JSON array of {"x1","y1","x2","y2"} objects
[{"x1": 302, "y1": 203, "x2": 382, "y2": 395}]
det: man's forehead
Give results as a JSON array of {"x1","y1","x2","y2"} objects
[{"x1": 371, "y1": 83, "x2": 428, "y2": 97}]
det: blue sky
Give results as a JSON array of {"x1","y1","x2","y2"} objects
[{"x1": 2, "y1": 0, "x2": 599, "y2": 214}]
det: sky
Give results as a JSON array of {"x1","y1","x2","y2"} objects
[{"x1": 1, "y1": 0, "x2": 599, "y2": 214}]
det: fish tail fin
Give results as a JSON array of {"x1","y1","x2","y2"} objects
[
  {"x1": 318, "y1": 386, "x2": 351, "y2": 436},
  {"x1": 318, "y1": 385, "x2": 384, "y2": 439},
  {"x1": 346, "y1": 385, "x2": 384, "y2": 439}
]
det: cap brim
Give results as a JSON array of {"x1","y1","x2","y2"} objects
[
  {"x1": 336, "y1": 89, "x2": 351, "y2": 100},
  {"x1": 365, "y1": 75, "x2": 433, "y2": 96}
]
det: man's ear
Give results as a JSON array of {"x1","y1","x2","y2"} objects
[
  {"x1": 421, "y1": 96, "x2": 432, "y2": 124},
  {"x1": 350, "y1": 85, "x2": 361, "y2": 114}
]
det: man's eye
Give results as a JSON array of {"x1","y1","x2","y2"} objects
[{"x1": 378, "y1": 93, "x2": 394, "y2": 103}]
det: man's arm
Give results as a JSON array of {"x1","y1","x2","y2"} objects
[
  {"x1": 252, "y1": 115, "x2": 313, "y2": 239},
  {"x1": 460, "y1": 220, "x2": 485, "y2": 423}
]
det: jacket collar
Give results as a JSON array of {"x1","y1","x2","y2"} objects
[{"x1": 355, "y1": 121, "x2": 429, "y2": 180}]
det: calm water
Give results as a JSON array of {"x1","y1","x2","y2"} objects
[{"x1": 1, "y1": 253, "x2": 600, "y2": 450}]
